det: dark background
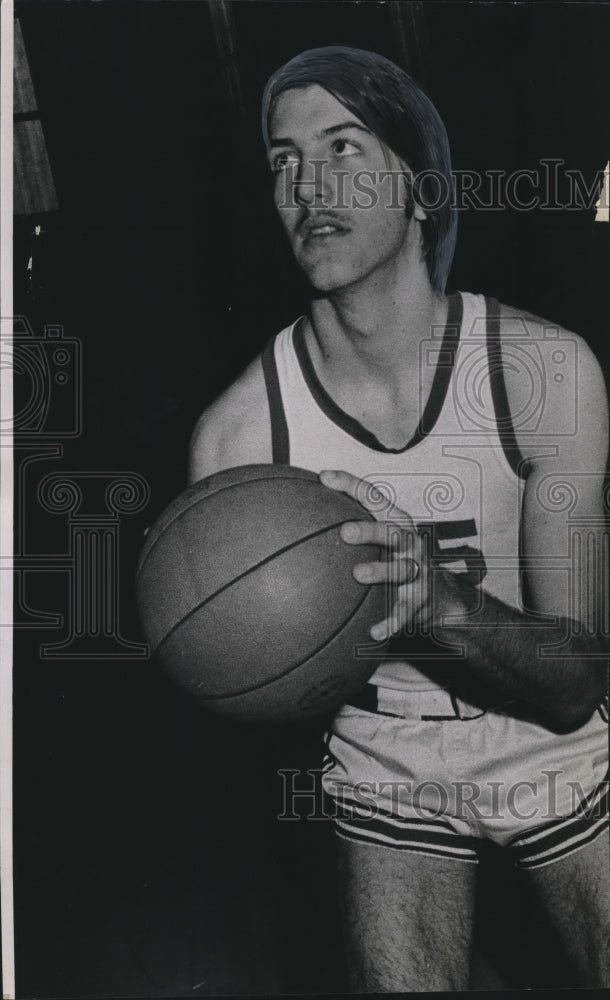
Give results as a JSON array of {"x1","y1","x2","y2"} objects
[{"x1": 10, "y1": 1, "x2": 609, "y2": 996}]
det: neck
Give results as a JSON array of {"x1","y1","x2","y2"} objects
[{"x1": 307, "y1": 257, "x2": 446, "y2": 384}]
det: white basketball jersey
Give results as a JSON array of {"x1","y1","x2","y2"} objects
[{"x1": 261, "y1": 291, "x2": 527, "y2": 691}]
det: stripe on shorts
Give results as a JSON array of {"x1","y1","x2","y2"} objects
[
  {"x1": 508, "y1": 771, "x2": 609, "y2": 870},
  {"x1": 326, "y1": 787, "x2": 479, "y2": 862}
]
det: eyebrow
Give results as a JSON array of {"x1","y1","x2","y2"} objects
[{"x1": 269, "y1": 120, "x2": 372, "y2": 149}]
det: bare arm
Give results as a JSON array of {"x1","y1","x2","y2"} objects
[
  {"x1": 188, "y1": 356, "x2": 273, "y2": 484},
  {"x1": 432, "y1": 571, "x2": 608, "y2": 731}
]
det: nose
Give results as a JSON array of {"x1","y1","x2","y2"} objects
[{"x1": 294, "y1": 156, "x2": 329, "y2": 208}]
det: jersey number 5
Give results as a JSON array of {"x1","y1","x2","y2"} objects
[{"x1": 416, "y1": 518, "x2": 488, "y2": 588}]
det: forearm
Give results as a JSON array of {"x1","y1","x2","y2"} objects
[{"x1": 429, "y1": 570, "x2": 608, "y2": 728}]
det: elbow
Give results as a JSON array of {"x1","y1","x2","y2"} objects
[
  {"x1": 555, "y1": 703, "x2": 597, "y2": 732},
  {"x1": 553, "y1": 662, "x2": 608, "y2": 731}
]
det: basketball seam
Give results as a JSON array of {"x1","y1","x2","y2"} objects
[
  {"x1": 152, "y1": 519, "x2": 379, "y2": 675},
  {"x1": 136, "y1": 469, "x2": 331, "y2": 579},
  {"x1": 203, "y1": 582, "x2": 377, "y2": 700}
]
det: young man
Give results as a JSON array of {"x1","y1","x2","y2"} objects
[{"x1": 189, "y1": 46, "x2": 609, "y2": 991}]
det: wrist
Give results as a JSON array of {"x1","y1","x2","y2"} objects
[{"x1": 432, "y1": 569, "x2": 479, "y2": 631}]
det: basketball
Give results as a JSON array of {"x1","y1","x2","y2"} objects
[{"x1": 136, "y1": 464, "x2": 389, "y2": 723}]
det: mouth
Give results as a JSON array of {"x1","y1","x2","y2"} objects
[
  {"x1": 300, "y1": 218, "x2": 349, "y2": 243},
  {"x1": 309, "y1": 224, "x2": 340, "y2": 236}
]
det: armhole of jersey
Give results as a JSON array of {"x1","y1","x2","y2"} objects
[
  {"x1": 261, "y1": 337, "x2": 290, "y2": 464},
  {"x1": 485, "y1": 296, "x2": 529, "y2": 480}
]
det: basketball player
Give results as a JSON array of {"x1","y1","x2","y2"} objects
[{"x1": 189, "y1": 46, "x2": 609, "y2": 990}]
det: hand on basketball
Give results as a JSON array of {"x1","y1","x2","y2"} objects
[{"x1": 319, "y1": 469, "x2": 432, "y2": 641}]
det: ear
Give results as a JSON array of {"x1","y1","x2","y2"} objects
[
  {"x1": 400, "y1": 166, "x2": 427, "y2": 221},
  {"x1": 412, "y1": 201, "x2": 427, "y2": 222}
]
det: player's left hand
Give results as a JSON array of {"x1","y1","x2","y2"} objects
[{"x1": 319, "y1": 468, "x2": 433, "y2": 641}]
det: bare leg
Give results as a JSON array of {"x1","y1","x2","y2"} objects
[
  {"x1": 336, "y1": 836, "x2": 477, "y2": 992},
  {"x1": 524, "y1": 835, "x2": 610, "y2": 987}
]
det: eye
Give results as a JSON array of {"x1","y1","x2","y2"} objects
[
  {"x1": 271, "y1": 151, "x2": 300, "y2": 173},
  {"x1": 331, "y1": 137, "x2": 361, "y2": 157}
]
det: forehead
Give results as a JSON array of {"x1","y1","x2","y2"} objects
[{"x1": 269, "y1": 84, "x2": 366, "y2": 140}]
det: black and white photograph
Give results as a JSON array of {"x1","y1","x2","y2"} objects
[{"x1": 1, "y1": 1, "x2": 609, "y2": 996}]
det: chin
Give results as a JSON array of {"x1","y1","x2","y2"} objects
[{"x1": 302, "y1": 263, "x2": 360, "y2": 294}]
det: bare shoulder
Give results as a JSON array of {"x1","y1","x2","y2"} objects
[
  {"x1": 188, "y1": 354, "x2": 272, "y2": 484},
  {"x1": 497, "y1": 300, "x2": 608, "y2": 467}
]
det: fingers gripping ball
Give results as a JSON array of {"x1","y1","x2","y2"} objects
[{"x1": 136, "y1": 464, "x2": 389, "y2": 723}]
